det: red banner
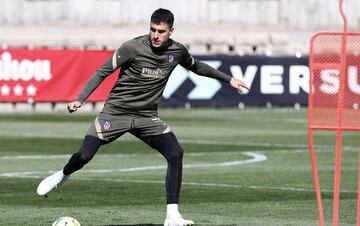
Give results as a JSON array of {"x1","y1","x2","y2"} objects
[{"x1": 0, "y1": 49, "x2": 118, "y2": 102}]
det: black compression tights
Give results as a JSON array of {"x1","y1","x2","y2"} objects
[
  {"x1": 63, "y1": 135, "x2": 103, "y2": 175},
  {"x1": 146, "y1": 133, "x2": 183, "y2": 204},
  {"x1": 62, "y1": 133, "x2": 183, "y2": 204}
]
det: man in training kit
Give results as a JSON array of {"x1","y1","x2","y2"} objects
[{"x1": 37, "y1": 8, "x2": 249, "y2": 226}]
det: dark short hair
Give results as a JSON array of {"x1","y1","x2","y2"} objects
[{"x1": 151, "y1": 8, "x2": 174, "y2": 28}]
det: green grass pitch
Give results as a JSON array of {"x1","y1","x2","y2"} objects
[{"x1": 0, "y1": 108, "x2": 359, "y2": 226}]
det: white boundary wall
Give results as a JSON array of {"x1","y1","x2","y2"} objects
[{"x1": 0, "y1": 0, "x2": 359, "y2": 30}]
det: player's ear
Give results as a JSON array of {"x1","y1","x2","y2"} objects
[{"x1": 170, "y1": 27, "x2": 174, "y2": 36}]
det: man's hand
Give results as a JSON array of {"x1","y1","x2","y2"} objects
[
  {"x1": 230, "y1": 77, "x2": 250, "y2": 93},
  {"x1": 67, "y1": 101, "x2": 82, "y2": 113}
]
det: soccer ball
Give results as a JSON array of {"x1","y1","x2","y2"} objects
[{"x1": 52, "y1": 216, "x2": 81, "y2": 226}]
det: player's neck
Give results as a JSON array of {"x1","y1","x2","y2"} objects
[{"x1": 149, "y1": 38, "x2": 171, "y2": 52}]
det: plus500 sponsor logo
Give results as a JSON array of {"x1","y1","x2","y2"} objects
[{"x1": 0, "y1": 52, "x2": 52, "y2": 81}]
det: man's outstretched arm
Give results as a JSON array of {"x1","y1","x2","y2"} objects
[
  {"x1": 67, "y1": 56, "x2": 116, "y2": 113},
  {"x1": 68, "y1": 42, "x2": 134, "y2": 113},
  {"x1": 189, "y1": 61, "x2": 249, "y2": 93}
]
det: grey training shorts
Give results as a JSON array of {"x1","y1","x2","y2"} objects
[{"x1": 86, "y1": 112, "x2": 172, "y2": 142}]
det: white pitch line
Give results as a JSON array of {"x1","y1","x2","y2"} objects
[
  {"x1": 0, "y1": 154, "x2": 72, "y2": 160},
  {"x1": 0, "y1": 150, "x2": 356, "y2": 194},
  {"x1": 0, "y1": 173, "x2": 356, "y2": 194},
  {"x1": 0, "y1": 152, "x2": 266, "y2": 175},
  {"x1": 0, "y1": 131, "x2": 358, "y2": 151},
  {"x1": 83, "y1": 152, "x2": 266, "y2": 173},
  {"x1": 0, "y1": 153, "x2": 140, "y2": 160},
  {"x1": 181, "y1": 139, "x2": 359, "y2": 151},
  {"x1": 0, "y1": 133, "x2": 85, "y2": 140},
  {"x1": 0, "y1": 151, "x2": 262, "y2": 160},
  {"x1": 99, "y1": 179, "x2": 355, "y2": 194}
]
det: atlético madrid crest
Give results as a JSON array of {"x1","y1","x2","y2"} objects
[
  {"x1": 103, "y1": 120, "x2": 112, "y2": 130},
  {"x1": 168, "y1": 54, "x2": 174, "y2": 63}
]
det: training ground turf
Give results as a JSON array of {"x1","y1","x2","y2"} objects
[{"x1": 0, "y1": 108, "x2": 359, "y2": 226}]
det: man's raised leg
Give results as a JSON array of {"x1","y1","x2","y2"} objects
[{"x1": 37, "y1": 135, "x2": 103, "y2": 196}]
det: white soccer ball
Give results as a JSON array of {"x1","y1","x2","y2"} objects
[{"x1": 52, "y1": 216, "x2": 81, "y2": 226}]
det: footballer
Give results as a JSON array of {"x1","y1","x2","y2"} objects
[{"x1": 37, "y1": 8, "x2": 249, "y2": 226}]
